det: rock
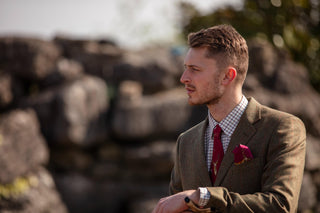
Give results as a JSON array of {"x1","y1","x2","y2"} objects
[
  {"x1": 41, "y1": 58, "x2": 84, "y2": 87},
  {"x1": 243, "y1": 74, "x2": 262, "y2": 92},
  {"x1": 312, "y1": 171, "x2": 320, "y2": 193},
  {"x1": 248, "y1": 38, "x2": 312, "y2": 94},
  {"x1": 248, "y1": 38, "x2": 278, "y2": 86},
  {"x1": 55, "y1": 38, "x2": 183, "y2": 93},
  {"x1": 52, "y1": 75, "x2": 109, "y2": 146},
  {"x1": 113, "y1": 47, "x2": 181, "y2": 93},
  {"x1": 273, "y1": 61, "x2": 310, "y2": 94},
  {"x1": 0, "y1": 70, "x2": 27, "y2": 108},
  {"x1": 129, "y1": 198, "x2": 159, "y2": 213},
  {"x1": 116, "y1": 80, "x2": 143, "y2": 107},
  {"x1": 112, "y1": 81, "x2": 191, "y2": 140},
  {"x1": 245, "y1": 39, "x2": 320, "y2": 137},
  {"x1": 298, "y1": 172, "x2": 317, "y2": 212},
  {"x1": 123, "y1": 141, "x2": 175, "y2": 180},
  {"x1": 97, "y1": 143, "x2": 123, "y2": 162},
  {"x1": 53, "y1": 173, "x2": 168, "y2": 213},
  {"x1": 248, "y1": 38, "x2": 311, "y2": 93},
  {"x1": 90, "y1": 161, "x2": 121, "y2": 181},
  {"x1": 54, "y1": 36, "x2": 123, "y2": 80},
  {"x1": 125, "y1": 182, "x2": 169, "y2": 213},
  {"x1": 91, "y1": 143, "x2": 123, "y2": 180},
  {"x1": 305, "y1": 135, "x2": 320, "y2": 171},
  {"x1": 50, "y1": 148, "x2": 94, "y2": 172},
  {"x1": 53, "y1": 173, "x2": 126, "y2": 213},
  {"x1": 0, "y1": 70, "x2": 13, "y2": 107},
  {"x1": 21, "y1": 75, "x2": 109, "y2": 147},
  {"x1": 0, "y1": 37, "x2": 61, "y2": 81},
  {"x1": 244, "y1": 84, "x2": 320, "y2": 137},
  {"x1": 0, "y1": 168, "x2": 68, "y2": 213},
  {"x1": 90, "y1": 140, "x2": 175, "y2": 181},
  {"x1": 0, "y1": 109, "x2": 48, "y2": 184}
]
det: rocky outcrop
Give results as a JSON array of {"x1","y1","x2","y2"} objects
[
  {"x1": 54, "y1": 36, "x2": 123, "y2": 81},
  {"x1": 113, "y1": 47, "x2": 182, "y2": 93},
  {"x1": 0, "y1": 70, "x2": 15, "y2": 107},
  {"x1": 0, "y1": 37, "x2": 61, "y2": 81},
  {"x1": 245, "y1": 39, "x2": 320, "y2": 138},
  {"x1": 112, "y1": 81, "x2": 191, "y2": 140},
  {"x1": 0, "y1": 109, "x2": 48, "y2": 183},
  {"x1": 54, "y1": 36, "x2": 182, "y2": 94},
  {"x1": 20, "y1": 75, "x2": 109, "y2": 147},
  {"x1": 0, "y1": 36, "x2": 319, "y2": 213},
  {"x1": 0, "y1": 168, "x2": 68, "y2": 213},
  {"x1": 0, "y1": 109, "x2": 67, "y2": 212}
]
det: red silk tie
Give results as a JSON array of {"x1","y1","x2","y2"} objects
[{"x1": 210, "y1": 124, "x2": 224, "y2": 184}]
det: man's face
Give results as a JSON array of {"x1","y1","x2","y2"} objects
[{"x1": 181, "y1": 47, "x2": 224, "y2": 106}]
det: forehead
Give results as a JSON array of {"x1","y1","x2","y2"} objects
[{"x1": 184, "y1": 47, "x2": 217, "y2": 67}]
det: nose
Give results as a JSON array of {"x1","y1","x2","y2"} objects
[{"x1": 180, "y1": 69, "x2": 190, "y2": 84}]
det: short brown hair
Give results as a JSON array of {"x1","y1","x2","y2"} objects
[{"x1": 188, "y1": 24, "x2": 249, "y2": 83}]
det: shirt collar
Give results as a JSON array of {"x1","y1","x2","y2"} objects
[{"x1": 208, "y1": 96, "x2": 248, "y2": 137}]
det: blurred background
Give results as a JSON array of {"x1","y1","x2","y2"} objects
[{"x1": 0, "y1": 0, "x2": 319, "y2": 212}]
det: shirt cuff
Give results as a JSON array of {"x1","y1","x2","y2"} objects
[{"x1": 198, "y1": 187, "x2": 211, "y2": 207}]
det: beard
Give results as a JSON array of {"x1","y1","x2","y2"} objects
[
  {"x1": 205, "y1": 92, "x2": 223, "y2": 106},
  {"x1": 186, "y1": 72, "x2": 224, "y2": 106},
  {"x1": 198, "y1": 78, "x2": 223, "y2": 106},
  {"x1": 205, "y1": 75, "x2": 223, "y2": 105},
  {"x1": 187, "y1": 84, "x2": 223, "y2": 106}
]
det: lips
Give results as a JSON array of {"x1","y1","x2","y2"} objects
[{"x1": 185, "y1": 85, "x2": 195, "y2": 95}]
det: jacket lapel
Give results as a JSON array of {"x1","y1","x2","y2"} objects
[
  {"x1": 193, "y1": 118, "x2": 213, "y2": 187},
  {"x1": 214, "y1": 97, "x2": 261, "y2": 186}
]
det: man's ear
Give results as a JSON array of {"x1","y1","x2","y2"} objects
[{"x1": 222, "y1": 67, "x2": 237, "y2": 85}]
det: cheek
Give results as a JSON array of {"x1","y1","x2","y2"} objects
[
  {"x1": 203, "y1": 77, "x2": 220, "y2": 90},
  {"x1": 193, "y1": 72, "x2": 221, "y2": 92}
]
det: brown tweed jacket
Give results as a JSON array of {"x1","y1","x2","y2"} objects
[{"x1": 169, "y1": 97, "x2": 306, "y2": 213}]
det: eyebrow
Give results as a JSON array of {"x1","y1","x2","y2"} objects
[{"x1": 184, "y1": 64, "x2": 201, "y2": 69}]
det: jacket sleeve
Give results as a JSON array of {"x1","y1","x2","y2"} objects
[
  {"x1": 206, "y1": 116, "x2": 306, "y2": 213},
  {"x1": 169, "y1": 134, "x2": 183, "y2": 195}
]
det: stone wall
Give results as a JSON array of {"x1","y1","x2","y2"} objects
[{"x1": 0, "y1": 36, "x2": 319, "y2": 213}]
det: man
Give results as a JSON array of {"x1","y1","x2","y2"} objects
[{"x1": 152, "y1": 25, "x2": 306, "y2": 213}]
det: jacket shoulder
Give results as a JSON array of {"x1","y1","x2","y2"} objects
[
  {"x1": 260, "y1": 103, "x2": 304, "y2": 127},
  {"x1": 179, "y1": 119, "x2": 207, "y2": 139},
  {"x1": 248, "y1": 97, "x2": 304, "y2": 126}
]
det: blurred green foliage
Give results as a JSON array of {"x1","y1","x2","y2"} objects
[{"x1": 180, "y1": 0, "x2": 320, "y2": 91}]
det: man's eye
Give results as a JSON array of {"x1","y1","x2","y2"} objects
[{"x1": 183, "y1": 66, "x2": 200, "y2": 71}]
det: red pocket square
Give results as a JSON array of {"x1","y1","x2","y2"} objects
[{"x1": 232, "y1": 144, "x2": 253, "y2": 165}]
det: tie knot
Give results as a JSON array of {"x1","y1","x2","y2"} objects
[{"x1": 213, "y1": 124, "x2": 222, "y2": 137}]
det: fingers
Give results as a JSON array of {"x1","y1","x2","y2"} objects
[
  {"x1": 152, "y1": 192, "x2": 191, "y2": 213},
  {"x1": 152, "y1": 197, "x2": 169, "y2": 213}
]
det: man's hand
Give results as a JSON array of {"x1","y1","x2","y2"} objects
[{"x1": 152, "y1": 190, "x2": 200, "y2": 213}]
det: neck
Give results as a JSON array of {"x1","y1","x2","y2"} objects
[{"x1": 207, "y1": 89, "x2": 243, "y2": 122}]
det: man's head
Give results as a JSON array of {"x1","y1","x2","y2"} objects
[
  {"x1": 181, "y1": 25, "x2": 248, "y2": 107},
  {"x1": 187, "y1": 24, "x2": 248, "y2": 84}
]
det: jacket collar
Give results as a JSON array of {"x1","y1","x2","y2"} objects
[{"x1": 214, "y1": 97, "x2": 261, "y2": 186}]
